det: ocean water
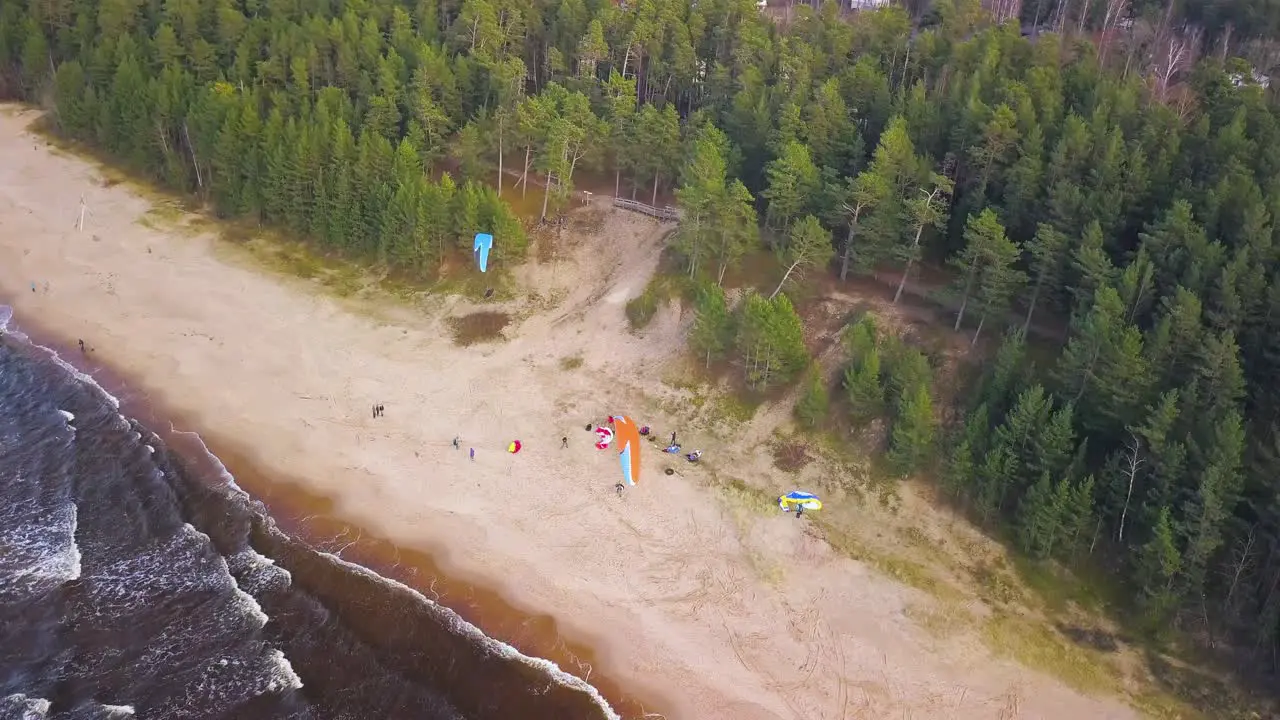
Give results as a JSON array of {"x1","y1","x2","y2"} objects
[{"x1": 0, "y1": 306, "x2": 620, "y2": 720}]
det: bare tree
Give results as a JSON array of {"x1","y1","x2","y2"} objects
[
  {"x1": 1053, "y1": 0, "x2": 1071, "y2": 33},
  {"x1": 1098, "y1": 0, "x2": 1130, "y2": 64},
  {"x1": 1116, "y1": 432, "x2": 1145, "y2": 543},
  {"x1": 1151, "y1": 25, "x2": 1200, "y2": 103},
  {"x1": 988, "y1": 0, "x2": 1021, "y2": 24},
  {"x1": 1224, "y1": 526, "x2": 1257, "y2": 613}
]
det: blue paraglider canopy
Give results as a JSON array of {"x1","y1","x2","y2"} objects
[{"x1": 473, "y1": 233, "x2": 494, "y2": 273}]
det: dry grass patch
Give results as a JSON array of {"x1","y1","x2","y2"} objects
[
  {"x1": 905, "y1": 600, "x2": 976, "y2": 641},
  {"x1": 808, "y1": 516, "x2": 962, "y2": 602},
  {"x1": 447, "y1": 311, "x2": 511, "y2": 346},
  {"x1": 770, "y1": 438, "x2": 813, "y2": 473},
  {"x1": 559, "y1": 354, "x2": 584, "y2": 370},
  {"x1": 983, "y1": 612, "x2": 1121, "y2": 698}
]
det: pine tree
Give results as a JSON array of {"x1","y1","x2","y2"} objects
[
  {"x1": 674, "y1": 130, "x2": 728, "y2": 278},
  {"x1": 944, "y1": 435, "x2": 976, "y2": 499},
  {"x1": 711, "y1": 180, "x2": 758, "y2": 286},
  {"x1": 765, "y1": 294, "x2": 811, "y2": 384},
  {"x1": 1054, "y1": 285, "x2": 1152, "y2": 438},
  {"x1": 1032, "y1": 402, "x2": 1076, "y2": 481},
  {"x1": 993, "y1": 384, "x2": 1052, "y2": 494},
  {"x1": 762, "y1": 140, "x2": 820, "y2": 230},
  {"x1": 884, "y1": 345, "x2": 931, "y2": 412},
  {"x1": 893, "y1": 172, "x2": 952, "y2": 305},
  {"x1": 1069, "y1": 221, "x2": 1115, "y2": 317},
  {"x1": 1022, "y1": 223, "x2": 1070, "y2": 331},
  {"x1": 1145, "y1": 288, "x2": 1205, "y2": 391},
  {"x1": 842, "y1": 315, "x2": 878, "y2": 360},
  {"x1": 1136, "y1": 506, "x2": 1182, "y2": 630},
  {"x1": 770, "y1": 215, "x2": 834, "y2": 299},
  {"x1": 888, "y1": 383, "x2": 935, "y2": 476},
  {"x1": 843, "y1": 348, "x2": 884, "y2": 422},
  {"x1": 950, "y1": 209, "x2": 1026, "y2": 343},
  {"x1": 976, "y1": 443, "x2": 1018, "y2": 524},
  {"x1": 1017, "y1": 472, "x2": 1063, "y2": 558},
  {"x1": 689, "y1": 283, "x2": 732, "y2": 369},
  {"x1": 1139, "y1": 199, "x2": 1218, "y2": 300},
  {"x1": 737, "y1": 293, "x2": 809, "y2": 388},
  {"x1": 975, "y1": 328, "x2": 1028, "y2": 416},
  {"x1": 1060, "y1": 474, "x2": 1097, "y2": 558},
  {"x1": 838, "y1": 170, "x2": 890, "y2": 281},
  {"x1": 795, "y1": 365, "x2": 830, "y2": 428}
]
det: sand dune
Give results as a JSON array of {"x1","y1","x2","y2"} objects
[{"x1": 0, "y1": 105, "x2": 1138, "y2": 720}]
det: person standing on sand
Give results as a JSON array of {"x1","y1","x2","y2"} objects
[
  {"x1": 469, "y1": 448, "x2": 475, "y2": 461},
  {"x1": 453, "y1": 436, "x2": 460, "y2": 450},
  {"x1": 78, "y1": 339, "x2": 85, "y2": 353},
  {"x1": 561, "y1": 436, "x2": 568, "y2": 448}
]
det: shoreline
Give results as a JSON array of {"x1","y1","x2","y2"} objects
[
  {"x1": 0, "y1": 303, "x2": 659, "y2": 719},
  {"x1": 0, "y1": 103, "x2": 1146, "y2": 720}
]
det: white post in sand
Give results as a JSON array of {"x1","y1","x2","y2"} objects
[{"x1": 77, "y1": 194, "x2": 88, "y2": 232}]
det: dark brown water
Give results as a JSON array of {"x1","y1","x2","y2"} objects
[{"x1": 0, "y1": 305, "x2": 643, "y2": 720}]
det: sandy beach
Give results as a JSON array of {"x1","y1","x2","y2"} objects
[{"x1": 0, "y1": 105, "x2": 1140, "y2": 719}]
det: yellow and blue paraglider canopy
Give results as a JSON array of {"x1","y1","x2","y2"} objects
[{"x1": 778, "y1": 491, "x2": 822, "y2": 511}]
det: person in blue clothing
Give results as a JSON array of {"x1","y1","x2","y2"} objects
[{"x1": 469, "y1": 448, "x2": 475, "y2": 461}]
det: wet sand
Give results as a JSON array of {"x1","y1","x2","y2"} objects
[{"x1": 2, "y1": 307, "x2": 656, "y2": 718}]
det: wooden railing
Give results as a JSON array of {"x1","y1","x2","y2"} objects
[{"x1": 612, "y1": 197, "x2": 682, "y2": 222}]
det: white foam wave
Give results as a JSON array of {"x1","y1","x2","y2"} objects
[
  {"x1": 299, "y1": 528, "x2": 620, "y2": 720},
  {"x1": 227, "y1": 548, "x2": 292, "y2": 594},
  {"x1": 1, "y1": 306, "x2": 615, "y2": 718},
  {"x1": 183, "y1": 524, "x2": 273, "y2": 632},
  {"x1": 59, "y1": 409, "x2": 75, "y2": 422},
  {"x1": 0, "y1": 693, "x2": 51, "y2": 719},
  {"x1": 100, "y1": 705, "x2": 136, "y2": 718},
  {"x1": 0, "y1": 500, "x2": 81, "y2": 602},
  {"x1": 82, "y1": 524, "x2": 237, "y2": 614},
  {"x1": 161, "y1": 427, "x2": 618, "y2": 718},
  {"x1": 167, "y1": 427, "x2": 251, "y2": 502},
  {"x1": 0, "y1": 306, "x2": 121, "y2": 411},
  {"x1": 265, "y1": 648, "x2": 304, "y2": 693}
]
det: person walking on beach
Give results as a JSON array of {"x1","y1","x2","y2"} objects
[
  {"x1": 469, "y1": 448, "x2": 475, "y2": 461},
  {"x1": 372, "y1": 404, "x2": 377, "y2": 419},
  {"x1": 78, "y1": 339, "x2": 85, "y2": 353},
  {"x1": 453, "y1": 436, "x2": 460, "y2": 450},
  {"x1": 561, "y1": 436, "x2": 568, "y2": 449},
  {"x1": 378, "y1": 403, "x2": 385, "y2": 417}
]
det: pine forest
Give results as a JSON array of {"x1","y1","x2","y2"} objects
[{"x1": 4, "y1": 0, "x2": 1280, "y2": 704}]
